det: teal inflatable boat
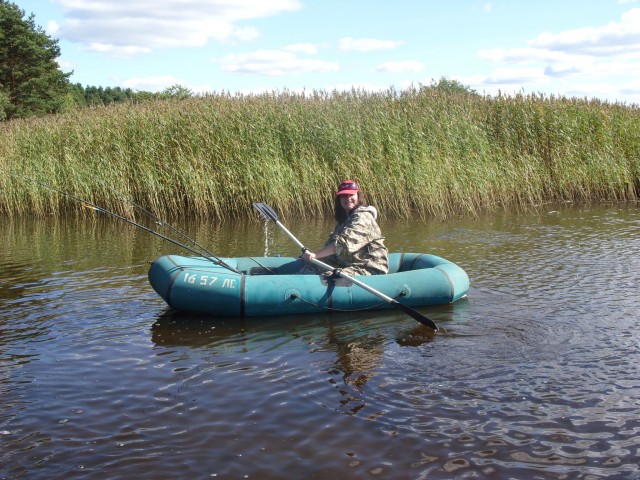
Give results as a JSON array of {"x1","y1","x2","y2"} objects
[{"x1": 148, "y1": 252, "x2": 469, "y2": 317}]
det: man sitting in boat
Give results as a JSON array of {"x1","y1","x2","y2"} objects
[{"x1": 300, "y1": 180, "x2": 389, "y2": 276}]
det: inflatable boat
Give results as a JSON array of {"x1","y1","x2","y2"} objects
[{"x1": 148, "y1": 252, "x2": 469, "y2": 317}]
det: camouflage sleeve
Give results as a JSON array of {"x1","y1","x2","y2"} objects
[
  {"x1": 334, "y1": 210, "x2": 380, "y2": 256},
  {"x1": 323, "y1": 226, "x2": 339, "y2": 247}
]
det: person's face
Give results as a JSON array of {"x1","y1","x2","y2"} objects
[{"x1": 339, "y1": 193, "x2": 358, "y2": 213}]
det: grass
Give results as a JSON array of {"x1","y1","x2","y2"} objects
[{"x1": 1, "y1": 86, "x2": 638, "y2": 220}]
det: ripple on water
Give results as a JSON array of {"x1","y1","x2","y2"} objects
[{"x1": 2, "y1": 206, "x2": 640, "y2": 479}]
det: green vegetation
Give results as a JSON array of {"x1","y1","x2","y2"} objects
[
  {"x1": 0, "y1": 1, "x2": 191, "y2": 120},
  {"x1": 67, "y1": 83, "x2": 196, "y2": 109},
  {"x1": 1, "y1": 84, "x2": 638, "y2": 220},
  {"x1": 0, "y1": 0, "x2": 71, "y2": 120}
]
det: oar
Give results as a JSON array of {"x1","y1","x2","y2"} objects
[{"x1": 252, "y1": 202, "x2": 438, "y2": 330}]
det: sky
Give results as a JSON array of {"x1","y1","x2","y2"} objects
[{"x1": 12, "y1": 0, "x2": 640, "y2": 105}]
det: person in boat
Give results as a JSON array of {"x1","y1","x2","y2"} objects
[{"x1": 300, "y1": 180, "x2": 389, "y2": 276}]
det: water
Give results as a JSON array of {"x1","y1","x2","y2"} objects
[{"x1": 1, "y1": 203, "x2": 639, "y2": 479}]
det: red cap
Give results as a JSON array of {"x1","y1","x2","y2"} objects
[{"x1": 336, "y1": 180, "x2": 360, "y2": 195}]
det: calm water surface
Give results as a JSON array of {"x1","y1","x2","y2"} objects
[{"x1": 1, "y1": 203, "x2": 639, "y2": 479}]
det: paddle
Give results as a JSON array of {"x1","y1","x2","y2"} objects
[{"x1": 252, "y1": 202, "x2": 439, "y2": 330}]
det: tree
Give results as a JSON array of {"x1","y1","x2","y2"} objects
[
  {"x1": 0, "y1": 0, "x2": 71, "y2": 120},
  {"x1": 162, "y1": 84, "x2": 194, "y2": 100},
  {"x1": 0, "y1": 87, "x2": 9, "y2": 119},
  {"x1": 429, "y1": 77, "x2": 479, "y2": 96}
]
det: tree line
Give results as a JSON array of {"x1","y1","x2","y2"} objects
[
  {"x1": 0, "y1": 0, "x2": 192, "y2": 121},
  {"x1": 68, "y1": 83, "x2": 193, "y2": 109},
  {"x1": 1, "y1": 0, "x2": 475, "y2": 122}
]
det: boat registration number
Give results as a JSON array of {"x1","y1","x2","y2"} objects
[{"x1": 182, "y1": 273, "x2": 237, "y2": 289}]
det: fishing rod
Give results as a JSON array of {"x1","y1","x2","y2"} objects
[
  {"x1": 21, "y1": 177, "x2": 242, "y2": 275},
  {"x1": 127, "y1": 199, "x2": 223, "y2": 264},
  {"x1": 38, "y1": 173, "x2": 220, "y2": 263}
]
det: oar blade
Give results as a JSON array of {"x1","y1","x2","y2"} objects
[
  {"x1": 391, "y1": 300, "x2": 439, "y2": 330},
  {"x1": 252, "y1": 203, "x2": 279, "y2": 222}
]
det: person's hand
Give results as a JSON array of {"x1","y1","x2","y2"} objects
[{"x1": 302, "y1": 250, "x2": 316, "y2": 262}]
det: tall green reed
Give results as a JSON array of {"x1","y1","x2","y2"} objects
[{"x1": 1, "y1": 87, "x2": 638, "y2": 220}]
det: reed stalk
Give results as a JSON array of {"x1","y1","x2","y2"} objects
[{"x1": 1, "y1": 87, "x2": 638, "y2": 220}]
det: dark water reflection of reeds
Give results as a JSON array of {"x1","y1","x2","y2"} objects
[{"x1": 1, "y1": 203, "x2": 639, "y2": 479}]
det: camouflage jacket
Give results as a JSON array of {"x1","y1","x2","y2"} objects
[{"x1": 325, "y1": 205, "x2": 389, "y2": 275}]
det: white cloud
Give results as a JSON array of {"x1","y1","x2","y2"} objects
[
  {"x1": 477, "y1": 47, "x2": 595, "y2": 78},
  {"x1": 483, "y1": 3, "x2": 493, "y2": 13},
  {"x1": 543, "y1": 63, "x2": 584, "y2": 77},
  {"x1": 57, "y1": 59, "x2": 75, "y2": 70},
  {"x1": 53, "y1": 0, "x2": 301, "y2": 56},
  {"x1": 471, "y1": 8, "x2": 640, "y2": 104},
  {"x1": 339, "y1": 37, "x2": 403, "y2": 52},
  {"x1": 232, "y1": 27, "x2": 260, "y2": 43},
  {"x1": 529, "y1": 8, "x2": 640, "y2": 56},
  {"x1": 483, "y1": 67, "x2": 548, "y2": 85},
  {"x1": 88, "y1": 43, "x2": 151, "y2": 56},
  {"x1": 47, "y1": 20, "x2": 60, "y2": 36},
  {"x1": 285, "y1": 43, "x2": 320, "y2": 55},
  {"x1": 219, "y1": 49, "x2": 339, "y2": 76},
  {"x1": 375, "y1": 61, "x2": 424, "y2": 74}
]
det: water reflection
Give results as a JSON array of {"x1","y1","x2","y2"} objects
[
  {"x1": 0, "y1": 259, "x2": 32, "y2": 302},
  {"x1": 2, "y1": 203, "x2": 640, "y2": 479},
  {"x1": 148, "y1": 303, "x2": 475, "y2": 425}
]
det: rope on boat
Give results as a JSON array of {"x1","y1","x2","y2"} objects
[
  {"x1": 289, "y1": 293, "x2": 390, "y2": 312},
  {"x1": 244, "y1": 256, "x2": 412, "y2": 313}
]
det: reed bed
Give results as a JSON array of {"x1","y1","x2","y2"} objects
[{"x1": 1, "y1": 86, "x2": 638, "y2": 220}]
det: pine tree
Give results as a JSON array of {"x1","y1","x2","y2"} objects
[{"x1": 0, "y1": 0, "x2": 71, "y2": 120}]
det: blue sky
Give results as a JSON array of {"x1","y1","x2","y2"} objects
[{"x1": 13, "y1": 0, "x2": 640, "y2": 104}]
